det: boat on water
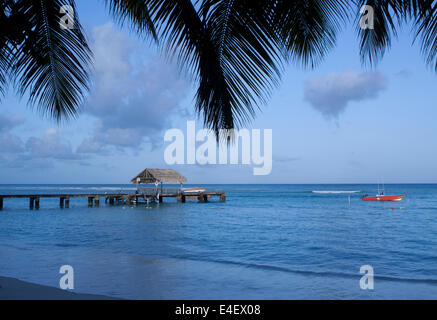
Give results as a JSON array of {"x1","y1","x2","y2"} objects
[
  {"x1": 361, "y1": 194, "x2": 405, "y2": 202},
  {"x1": 182, "y1": 187, "x2": 206, "y2": 194},
  {"x1": 361, "y1": 183, "x2": 405, "y2": 202}
]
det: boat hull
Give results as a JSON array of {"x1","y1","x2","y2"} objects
[
  {"x1": 182, "y1": 188, "x2": 206, "y2": 194},
  {"x1": 361, "y1": 194, "x2": 405, "y2": 202}
]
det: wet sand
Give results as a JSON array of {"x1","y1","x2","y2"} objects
[{"x1": 0, "y1": 276, "x2": 116, "y2": 300}]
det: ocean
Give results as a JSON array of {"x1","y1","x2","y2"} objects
[{"x1": 0, "y1": 184, "x2": 436, "y2": 299}]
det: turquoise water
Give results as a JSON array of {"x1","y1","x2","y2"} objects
[{"x1": 0, "y1": 184, "x2": 436, "y2": 299}]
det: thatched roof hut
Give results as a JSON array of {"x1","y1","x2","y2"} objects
[{"x1": 131, "y1": 169, "x2": 187, "y2": 184}]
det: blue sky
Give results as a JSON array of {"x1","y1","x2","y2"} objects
[{"x1": 1, "y1": 1, "x2": 437, "y2": 184}]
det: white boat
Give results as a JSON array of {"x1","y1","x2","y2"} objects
[
  {"x1": 312, "y1": 190, "x2": 360, "y2": 194},
  {"x1": 182, "y1": 187, "x2": 206, "y2": 194}
]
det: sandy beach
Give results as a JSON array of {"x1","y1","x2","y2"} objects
[{"x1": 0, "y1": 276, "x2": 116, "y2": 300}]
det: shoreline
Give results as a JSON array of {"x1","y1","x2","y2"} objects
[{"x1": 0, "y1": 276, "x2": 117, "y2": 300}]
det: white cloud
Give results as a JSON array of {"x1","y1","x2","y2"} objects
[
  {"x1": 80, "y1": 23, "x2": 189, "y2": 152},
  {"x1": 304, "y1": 71, "x2": 388, "y2": 118},
  {"x1": 0, "y1": 124, "x2": 85, "y2": 169},
  {"x1": 0, "y1": 113, "x2": 25, "y2": 153},
  {"x1": 25, "y1": 128, "x2": 80, "y2": 160}
]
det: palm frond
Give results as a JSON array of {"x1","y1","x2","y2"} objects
[
  {"x1": 105, "y1": 0, "x2": 157, "y2": 39},
  {"x1": 408, "y1": 0, "x2": 437, "y2": 70},
  {"x1": 205, "y1": 0, "x2": 284, "y2": 129},
  {"x1": 134, "y1": 0, "x2": 350, "y2": 134},
  {"x1": 125, "y1": 0, "x2": 285, "y2": 136},
  {"x1": 274, "y1": 0, "x2": 350, "y2": 68},
  {"x1": 0, "y1": 0, "x2": 14, "y2": 99},
  {"x1": 355, "y1": 0, "x2": 405, "y2": 66},
  {"x1": 10, "y1": 0, "x2": 92, "y2": 120},
  {"x1": 145, "y1": 0, "x2": 236, "y2": 135}
]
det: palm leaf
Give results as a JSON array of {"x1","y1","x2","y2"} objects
[
  {"x1": 9, "y1": 0, "x2": 92, "y2": 120},
  {"x1": 356, "y1": 0, "x2": 437, "y2": 70},
  {"x1": 0, "y1": 0, "x2": 14, "y2": 99},
  {"x1": 146, "y1": 0, "x2": 239, "y2": 135},
  {"x1": 119, "y1": 0, "x2": 284, "y2": 135},
  {"x1": 355, "y1": 0, "x2": 404, "y2": 65},
  {"x1": 112, "y1": 0, "x2": 351, "y2": 135},
  {"x1": 273, "y1": 0, "x2": 350, "y2": 68},
  {"x1": 194, "y1": 0, "x2": 284, "y2": 136},
  {"x1": 105, "y1": 0, "x2": 157, "y2": 39},
  {"x1": 409, "y1": 0, "x2": 437, "y2": 70}
]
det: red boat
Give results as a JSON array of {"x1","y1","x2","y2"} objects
[{"x1": 361, "y1": 194, "x2": 405, "y2": 202}]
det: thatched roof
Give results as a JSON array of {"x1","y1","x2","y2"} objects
[{"x1": 131, "y1": 169, "x2": 187, "y2": 184}]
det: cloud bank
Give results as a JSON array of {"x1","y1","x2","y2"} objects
[
  {"x1": 0, "y1": 114, "x2": 83, "y2": 168},
  {"x1": 78, "y1": 23, "x2": 189, "y2": 153},
  {"x1": 304, "y1": 71, "x2": 388, "y2": 118}
]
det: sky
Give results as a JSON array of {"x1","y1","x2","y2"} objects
[{"x1": 1, "y1": 1, "x2": 437, "y2": 184}]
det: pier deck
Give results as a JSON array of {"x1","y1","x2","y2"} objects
[{"x1": 0, "y1": 191, "x2": 226, "y2": 210}]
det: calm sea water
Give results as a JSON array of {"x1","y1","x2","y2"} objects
[{"x1": 0, "y1": 184, "x2": 436, "y2": 299}]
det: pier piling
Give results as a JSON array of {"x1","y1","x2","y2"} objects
[
  {"x1": 94, "y1": 196, "x2": 100, "y2": 207},
  {"x1": 220, "y1": 194, "x2": 226, "y2": 202},
  {"x1": 0, "y1": 190, "x2": 225, "y2": 210}
]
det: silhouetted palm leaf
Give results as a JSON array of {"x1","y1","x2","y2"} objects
[
  {"x1": 7, "y1": 0, "x2": 92, "y2": 120},
  {"x1": 106, "y1": 0, "x2": 157, "y2": 38},
  {"x1": 274, "y1": 0, "x2": 350, "y2": 67},
  {"x1": 356, "y1": 0, "x2": 402, "y2": 65},
  {"x1": 198, "y1": 0, "x2": 283, "y2": 133},
  {"x1": 409, "y1": 1, "x2": 437, "y2": 70},
  {"x1": 147, "y1": 0, "x2": 242, "y2": 134},
  {"x1": 356, "y1": 0, "x2": 437, "y2": 70},
  {"x1": 2, "y1": 0, "x2": 437, "y2": 134},
  {"x1": 0, "y1": 0, "x2": 14, "y2": 99},
  {"x1": 110, "y1": 0, "x2": 351, "y2": 135}
]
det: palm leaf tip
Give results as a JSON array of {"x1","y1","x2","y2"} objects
[
  {"x1": 10, "y1": 0, "x2": 92, "y2": 121},
  {"x1": 106, "y1": 0, "x2": 157, "y2": 40}
]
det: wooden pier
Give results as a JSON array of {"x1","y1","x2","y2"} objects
[
  {"x1": 0, "y1": 168, "x2": 226, "y2": 210},
  {"x1": 0, "y1": 190, "x2": 226, "y2": 210}
]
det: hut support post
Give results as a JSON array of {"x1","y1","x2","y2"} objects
[
  {"x1": 59, "y1": 197, "x2": 65, "y2": 208},
  {"x1": 65, "y1": 197, "x2": 70, "y2": 208},
  {"x1": 35, "y1": 197, "x2": 40, "y2": 210},
  {"x1": 220, "y1": 194, "x2": 226, "y2": 202},
  {"x1": 29, "y1": 197, "x2": 35, "y2": 210},
  {"x1": 88, "y1": 197, "x2": 93, "y2": 207},
  {"x1": 94, "y1": 196, "x2": 100, "y2": 207},
  {"x1": 0, "y1": 197, "x2": 3, "y2": 210}
]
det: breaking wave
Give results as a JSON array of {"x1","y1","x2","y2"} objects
[{"x1": 312, "y1": 190, "x2": 360, "y2": 194}]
